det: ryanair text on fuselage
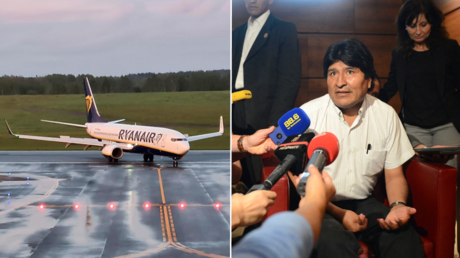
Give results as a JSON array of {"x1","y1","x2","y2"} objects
[{"x1": 118, "y1": 129, "x2": 162, "y2": 144}]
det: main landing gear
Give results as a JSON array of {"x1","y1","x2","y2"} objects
[
  {"x1": 104, "y1": 155, "x2": 118, "y2": 163},
  {"x1": 143, "y1": 154, "x2": 154, "y2": 162}
]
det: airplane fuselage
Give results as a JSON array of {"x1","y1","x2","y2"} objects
[{"x1": 86, "y1": 123, "x2": 190, "y2": 157}]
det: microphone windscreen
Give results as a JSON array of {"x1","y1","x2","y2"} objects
[
  {"x1": 232, "y1": 90, "x2": 252, "y2": 102},
  {"x1": 284, "y1": 132, "x2": 316, "y2": 145},
  {"x1": 307, "y1": 132, "x2": 339, "y2": 165},
  {"x1": 274, "y1": 141, "x2": 309, "y2": 175},
  {"x1": 278, "y1": 108, "x2": 310, "y2": 136}
]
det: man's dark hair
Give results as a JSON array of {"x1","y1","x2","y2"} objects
[
  {"x1": 323, "y1": 38, "x2": 376, "y2": 91},
  {"x1": 396, "y1": 0, "x2": 448, "y2": 59}
]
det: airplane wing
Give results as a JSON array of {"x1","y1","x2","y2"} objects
[
  {"x1": 108, "y1": 119, "x2": 125, "y2": 124},
  {"x1": 5, "y1": 120, "x2": 132, "y2": 150},
  {"x1": 187, "y1": 116, "x2": 224, "y2": 142},
  {"x1": 41, "y1": 120, "x2": 87, "y2": 128}
]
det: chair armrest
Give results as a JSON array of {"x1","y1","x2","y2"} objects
[{"x1": 405, "y1": 157, "x2": 457, "y2": 258}]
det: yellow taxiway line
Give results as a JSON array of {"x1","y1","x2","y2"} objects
[{"x1": 114, "y1": 167, "x2": 229, "y2": 258}]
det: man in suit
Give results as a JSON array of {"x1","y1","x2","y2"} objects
[{"x1": 232, "y1": 0, "x2": 301, "y2": 186}]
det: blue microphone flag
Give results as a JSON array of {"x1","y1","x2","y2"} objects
[{"x1": 269, "y1": 108, "x2": 310, "y2": 145}]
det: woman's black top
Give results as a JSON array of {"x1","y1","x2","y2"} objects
[{"x1": 404, "y1": 50, "x2": 451, "y2": 128}]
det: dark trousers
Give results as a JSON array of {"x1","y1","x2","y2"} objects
[{"x1": 311, "y1": 196, "x2": 423, "y2": 258}]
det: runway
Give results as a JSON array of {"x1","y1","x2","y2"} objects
[{"x1": 0, "y1": 151, "x2": 230, "y2": 258}]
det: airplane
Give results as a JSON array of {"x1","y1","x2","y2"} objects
[{"x1": 5, "y1": 77, "x2": 224, "y2": 166}]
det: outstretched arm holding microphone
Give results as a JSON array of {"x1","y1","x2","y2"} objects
[
  {"x1": 232, "y1": 126, "x2": 278, "y2": 162},
  {"x1": 232, "y1": 165, "x2": 336, "y2": 258}
]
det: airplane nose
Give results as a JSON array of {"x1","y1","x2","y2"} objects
[{"x1": 179, "y1": 141, "x2": 190, "y2": 155}]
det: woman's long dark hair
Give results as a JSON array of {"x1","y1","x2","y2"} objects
[{"x1": 396, "y1": 0, "x2": 449, "y2": 59}]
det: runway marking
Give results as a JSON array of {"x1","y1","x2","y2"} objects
[
  {"x1": 113, "y1": 243, "x2": 169, "y2": 258},
  {"x1": 167, "y1": 206, "x2": 177, "y2": 242},
  {"x1": 0, "y1": 179, "x2": 60, "y2": 216},
  {"x1": 159, "y1": 207, "x2": 166, "y2": 242},
  {"x1": 157, "y1": 168, "x2": 166, "y2": 204},
  {"x1": 162, "y1": 207, "x2": 174, "y2": 244},
  {"x1": 24, "y1": 203, "x2": 227, "y2": 208},
  {"x1": 188, "y1": 168, "x2": 230, "y2": 226},
  {"x1": 114, "y1": 168, "x2": 229, "y2": 258}
]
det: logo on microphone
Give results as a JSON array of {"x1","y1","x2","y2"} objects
[{"x1": 284, "y1": 113, "x2": 301, "y2": 130}]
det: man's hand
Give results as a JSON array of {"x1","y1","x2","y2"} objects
[
  {"x1": 414, "y1": 144, "x2": 455, "y2": 164},
  {"x1": 377, "y1": 205, "x2": 416, "y2": 230},
  {"x1": 231, "y1": 190, "x2": 277, "y2": 229},
  {"x1": 298, "y1": 166, "x2": 336, "y2": 208},
  {"x1": 342, "y1": 211, "x2": 368, "y2": 233},
  {"x1": 244, "y1": 126, "x2": 278, "y2": 155}
]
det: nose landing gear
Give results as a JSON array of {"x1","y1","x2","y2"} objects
[{"x1": 172, "y1": 156, "x2": 182, "y2": 167}]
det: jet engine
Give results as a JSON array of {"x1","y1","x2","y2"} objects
[{"x1": 102, "y1": 145, "x2": 124, "y2": 160}]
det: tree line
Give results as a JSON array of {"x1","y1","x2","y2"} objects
[{"x1": 0, "y1": 70, "x2": 230, "y2": 95}]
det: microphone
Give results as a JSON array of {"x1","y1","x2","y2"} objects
[
  {"x1": 247, "y1": 133, "x2": 315, "y2": 193},
  {"x1": 232, "y1": 90, "x2": 252, "y2": 102},
  {"x1": 269, "y1": 108, "x2": 311, "y2": 145},
  {"x1": 296, "y1": 132, "x2": 339, "y2": 197}
]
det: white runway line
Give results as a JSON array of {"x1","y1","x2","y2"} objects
[{"x1": 186, "y1": 168, "x2": 230, "y2": 226}]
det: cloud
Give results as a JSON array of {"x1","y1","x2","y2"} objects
[
  {"x1": 146, "y1": 0, "x2": 229, "y2": 16},
  {"x1": 0, "y1": 0, "x2": 230, "y2": 76},
  {"x1": 0, "y1": 0, "x2": 133, "y2": 23}
]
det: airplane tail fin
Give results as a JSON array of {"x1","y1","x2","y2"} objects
[{"x1": 84, "y1": 77, "x2": 106, "y2": 123}]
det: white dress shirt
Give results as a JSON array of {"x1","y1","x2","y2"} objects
[
  {"x1": 300, "y1": 94, "x2": 415, "y2": 201},
  {"x1": 234, "y1": 10, "x2": 271, "y2": 90}
]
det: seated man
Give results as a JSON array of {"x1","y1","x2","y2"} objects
[{"x1": 290, "y1": 38, "x2": 423, "y2": 258}]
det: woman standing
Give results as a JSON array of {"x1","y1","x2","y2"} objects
[{"x1": 379, "y1": 0, "x2": 460, "y2": 170}]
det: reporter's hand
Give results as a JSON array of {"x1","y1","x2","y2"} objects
[
  {"x1": 232, "y1": 190, "x2": 277, "y2": 228},
  {"x1": 244, "y1": 126, "x2": 278, "y2": 155},
  {"x1": 377, "y1": 205, "x2": 416, "y2": 230},
  {"x1": 298, "y1": 166, "x2": 335, "y2": 208},
  {"x1": 342, "y1": 211, "x2": 368, "y2": 233}
]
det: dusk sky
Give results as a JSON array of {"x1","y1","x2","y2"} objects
[{"x1": 0, "y1": 0, "x2": 230, "y2": 77}]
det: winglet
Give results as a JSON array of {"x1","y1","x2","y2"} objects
[
  {"x1": 4, "y1": 120, "x2": 18, "y2": 137},
  {"x1": 219, "y1": 116, "x2": 224, "y2": 134}
]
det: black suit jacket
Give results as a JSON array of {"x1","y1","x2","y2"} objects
[
  {"x1": 232, "y1": 13, "x2": 301, "y2": 135},
  {"x1": 379, "y1": 39, "x2": 460, "y2": 133}
]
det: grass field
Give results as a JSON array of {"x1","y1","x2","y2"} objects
[{"x1": 0, "y1": 91, "x2": 230, "y2": 150}]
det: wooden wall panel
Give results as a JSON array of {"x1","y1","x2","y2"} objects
[
  {"x1": 355, "y1": 0, "x2": 402, "y2": 34},
  {"x1": 445, "y1": 10, "x2": 460, "y2": 44},
  {"x1": 295, "y1": 79, "x2": 328, "y2": 108},
  {"x1": 433, "y1": 0, "x2": 460, "y2": 14},
  {"x1": 232, "y1": 1, "x2": 248, "y2": 30},
  {"x1": 270, "y1": 0, "x2": 355, "y2": 33},
  {"x1": 232, "y1": 0, "x2": 355, "y2": 33},
  {"x1": 301, "y1": 34, "x2": 396, "y2": 78}
]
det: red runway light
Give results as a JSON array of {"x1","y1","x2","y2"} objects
[
  {"x1": 39, "y1": 204, "x2": 45, "y2": 210},
  {"x1": 143, "y1": 202, "x2": 151, "y2": 210},
  {"x1": 214, "y1": 202, "x2": 222, "y2": 210},
  {"x1": 108, "y1": 202, "x2": 116, "y2": 210},
  {"x1": 74, "y1": 203, "x2": 80, "y2": 210},
  {"x1": 179, "y1": 202, "x2": 186, "y2": 210}
]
